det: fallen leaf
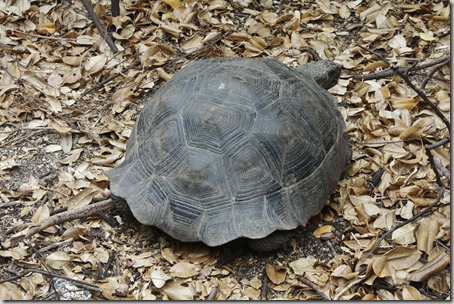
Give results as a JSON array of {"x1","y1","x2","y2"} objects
[
  {"x1": 31, "y1": 205, "x2": 50, "y2": 223},
  {"x1": 401, "y1": 285, "x2": 422, "y2": 300},
  {"x1": 151, "y1": 267, "x2": 171, "y2": 288},
  {"x1": 313, "y1": 225, "x2": 333, "y2": 238},
  {"x1": 161, "y1": 0, "x2": 181, "y2": 9},
  {"x1": 391, "y1": 224, "x2": 416, "y2": 245},
  {"x1": 0, "y1": 282, "x2": 26, "y2": 300},
  {"x1": 67, "y1": 188, "x2": 97, "y2": 211},
  {"x1": 162, "y1": 281, "x2": 194, "y2": 300},
  {"x1": 169, "y1": 262, "x2": 199, "y2": 278},
  {"x1": 266, "y1": 264, "x2": 287, "y2": 285},
  {"x1": 60, "y1": 148, "x2": 84, "y2": 164},
  {"x1": 289, "y1": 256, "x2": 317, "y2": 276},
  {"x1": 84, "y1": 54, "x2": 107, "y2": 75},
  {"x1": 385, "y1": 247, "x2": 421, "y2": 270},
  {"x1": 416, "y1": 216, "x2": 440, "y2": 254},
  {"x1": 407, "y1": 252, "x2": 449, "y2": 282},
  {"x1": 46, "y1": 251, "x2": 71, "y2": 269}
]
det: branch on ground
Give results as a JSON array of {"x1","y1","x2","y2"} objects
[{"x1": 8, "y1": 199, "x2": 114, "y2": 243}]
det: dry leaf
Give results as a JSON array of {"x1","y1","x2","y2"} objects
[
  {"x1": 37, "y1": 22, "x2": 55, "y2": 34},
  {"x1": 66, "y1": 188, "x2": 96, "y2": 211},
  {"x1": 313, "y1": 225, "x2": 333, "y2": 238},
  {"x1": 161, "y1": 0, "x2": 182, "y2": 9},
  {"x1": 401, "y1": 285, "x2": 422, "y2": 300},
  {"x1": 60, "y1": 148, "x2": 84, "y2": 164},
  {"x1": 289, "y1": 256, "x2": 317, "y2": 275},
  {"x1": 46, "y1": 251, "x2": 71, "y2": 269},
  {"x1": 112, "y1": 87, "x2": 133, "y2": 113},
  {"x1": 31, "y1": 205, "x2": 50, "y2": 223},
  {"x1": 0, "y1": 283, "x2": 26, "y2": 300},
  {"x1": 162, "y1": 281, "x2": 194, "y2": 300},
  {"x1": 416, "y1": 216, "x2": 440, "y2": 254},
  {"x1": 169, "y1": 262, "x2": 200, "y2": 278},
  {"x1": 265, "y1": 264, "x2": 287, "y2": 284},
  {"x1": 385, "y1": 247, "x2": 421, "y2": 270},
  {"x1": 151, "y1": 267, "x2": 171, "y2": 288},
  {"x1": 391, "y1": 224, "x2": 416, "y2": 245},
  {"x1": 390, "y1": 98, "x2": 418, "y2": 110},
  {"x1": 84, "y1": 54, "x2": 107, "y2": 75},
  {"x1": 408, "y1": 252, "x2": 449, "y2": 282}
]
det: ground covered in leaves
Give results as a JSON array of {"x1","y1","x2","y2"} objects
[{"x1": 0, "y1": 0, "x2": 451, "y2": 300}]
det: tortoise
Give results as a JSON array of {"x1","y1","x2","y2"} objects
[{"x1": 107, "y1": 57, "x2": 351, "y2": 251}]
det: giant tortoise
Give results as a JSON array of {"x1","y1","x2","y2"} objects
[{"x1": 107, "y1": 57, "x2": 351, "y2": 251}]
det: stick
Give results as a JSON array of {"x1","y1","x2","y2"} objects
[
  {"x1": 364, "y1": 189, "x2": 445, "y2": 258},
  {"x1": 79, "y1": 0, "x2": 118, "y2": 53},
  {"x1": 82, "y1": 60, "x2": 141, "y2": 96},
  {"x1": 333, "y1": 277, "x2": 365, "y2": 300},
  {"x1": 355, "y1": 45, "x2": 450, "y2": 131},
  {"x1": 8, "y1": 199, "x2": 114, "y2": 242},
  {"x1": 0, "y1": 268, "x2": 101, "y2": 292},
  {"x1": 206, "y1": 285, "x2": 218, "y2": 300},
  {"x1": 299, "y1": 276, "x2": 330, "y2": 300},
  {"x1": 353, "y1": 56, "x2": 450, "y2": 81},
  {"x1": 420, "y1": 57, "x2": 450, "y2": 90},
  {"x1": 82, "y1": 30, "x2": 230, "y2": 96}
]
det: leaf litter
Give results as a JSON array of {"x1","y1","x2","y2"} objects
[{"x1": 0, "y1": 0, "x2": 450, "y2": 300}]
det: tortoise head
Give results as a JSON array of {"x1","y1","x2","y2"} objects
[{"x1": 296, "y1": 60, "x2": 341, "y2": 90}]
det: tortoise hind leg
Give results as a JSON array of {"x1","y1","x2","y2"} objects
[
  {"x1": 214, "y1": 231, "x2": 291, "y2": 266},
  {"x1": 247, "y1": 231, "x2": 291, "y2": 252}
]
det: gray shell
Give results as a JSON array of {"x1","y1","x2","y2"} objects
[{"x1": 107, "y1": 58, "x2": 349, "y2": 247}]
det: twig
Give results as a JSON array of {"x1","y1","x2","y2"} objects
[
  {"x1": 0, "y1": 200, "x2": 24, "y2": 208},
  {"x1": 299, "y1": 47, "x2": 320, "y2": 61},
  {"x1": 427, "y1": 138, "x2": 450, "y2": 150},
  {"x1": 83, "y1": 30, "x2": 230, "y2": 96},
  {"x1": 8, "y1": 199, "x2": 114, "y2": 242},
  {"x1": 426, "y1": 146, "x2": 445, "y2": 188},
  {"x1": 0, "y1": 53, "x2": 19, "y2": 79},
  {"x1": 12, "y1": 29, "x2": 76, "y2": 41},
  {"x1": 82, "y1": 60, "x2": 141, "y2": 96},
  {"x1": 420, "y1": 57, "x2": 450, "y2": 90},
  {"x1": 115, "y1": 257, "x2": 121, "y2": 276},
  {"x1": 364, "y1": 189, "x2": 445, "y2": 258},
  {"x1": 367, "y1": 168, "x2": 384, "y2": 191},
  {"x1": 353, "y1": 55, "x2": 450, "y2": 81},
  {"x1": 425, "y1": 138, "x2": 450, "y2": 187},
  {"x1": 434, "y1": 159, "x2": 450, "y2": 181},
  {"x1": 333, "y1": 277, "x2": 365, "y2": 300},
  {"x1": 260, "y1": 268, "x2": 269, "y2": 300},
  {"x1": 206, "y1": 285, "x2": 218, "y2": 300},
  {"x1": 426, "y1": 138, "x2": 451, "y2": 186},
  {"x1": 79, "y1": 0, "x2": 118, "y2": 53},
  {"x1": 299, "y1": 276, "x2": 330, "y2": 300},
  {"x1": 0, "y1": 126, "x2": 82, "y2": 134},
  {"x1": 0, "y1": 268, "x2": 101, "y2": 292},
  {"x1": 102, "y1": 251, "x2": 117, "y2": 279},
  {"x1": 111, "y1": 0, "x2": 120, "y2": 17},
  {"x1": 434, "y1": 239, "x2": 450, "y2": 252},
  {"x1": 39, "y1": 238, "x2": 74, "y2": 253},
  {"x1": 355, "y1": 45, "x2": 450, "y2": 131},
  {"x1": 0, "y1": 129, "x2": 48, "y2": 149}
]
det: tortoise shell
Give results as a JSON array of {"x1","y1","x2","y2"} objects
[{"x1": 107, "y1": 57, "x2": 350, "y2": 246}]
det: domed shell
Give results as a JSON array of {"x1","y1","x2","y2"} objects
[{"x1": 107, "y1": 57, "x2": 349, "y2": 247}]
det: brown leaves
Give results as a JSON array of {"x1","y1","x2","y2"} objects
[
  {"x1": 161, "y1": 281, "x2": 194, "y2": 300},
  {"x1": 46, "y1": 251, "x2": 71, "y2": 270},
  {"x1": 408, "y1": 250, "x2": 450, "y2": 283},
  {"x1": 416, "y1": 216, "x2": 441, "y2": 254},
  {"x1": 265, "y1": 263, "x2": 287, "y2": 284},
  {"x1": 169, "y1": 261, "x2": 200, "y2": 278}
]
